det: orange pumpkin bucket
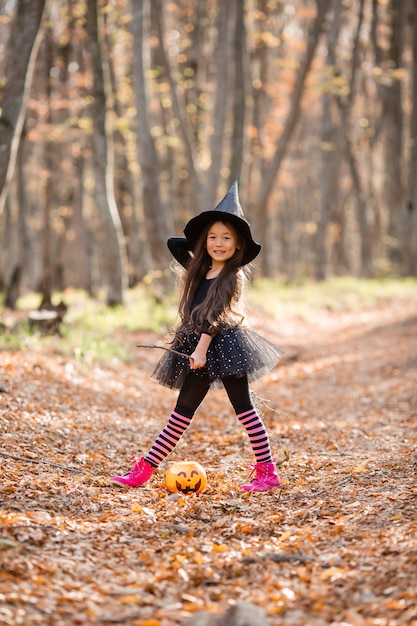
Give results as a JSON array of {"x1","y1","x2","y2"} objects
[{"x1": 165, "y1": 461, "x2": 207, "y2": 495}]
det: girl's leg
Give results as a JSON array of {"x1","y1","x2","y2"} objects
[
  {"x1": 222, "y1": 375, "x2": 273, "y2": 463},
  {"x1": 222, "y1": 375, "x2": 280, "y2": 492},
  {"x1": 144, "y1": 371, "x2": 210, "y2": 467},
  {"x1": 112, "y1": 371, "x2": 210, "y2": 487}
]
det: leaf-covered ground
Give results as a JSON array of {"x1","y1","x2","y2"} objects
[{"x1": 1, "y1": 295, "x2": 416, "y2": 626}]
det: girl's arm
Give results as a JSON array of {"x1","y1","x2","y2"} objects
[
  {"x1": 167, "y1": 237, "x2": 192, "y2": 268},
  {"x1": 190, "y1": 332, "x2": 212, "y2": 369}
]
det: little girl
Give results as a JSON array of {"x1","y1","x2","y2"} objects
[{"x1": 113, "y1": 182, "x2": 283, "y2": 492}]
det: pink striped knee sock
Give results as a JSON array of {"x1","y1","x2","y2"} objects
[
  {"x1": 145, "y1": 411, "x2": 193, "y2": 467},
  {"x1": 237, "y1": 408, "x2": 273, "y2": 463}
]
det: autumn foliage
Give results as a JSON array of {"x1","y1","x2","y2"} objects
[{"x1": 0, "y1": 294, "x2": 416, "y2": 625}]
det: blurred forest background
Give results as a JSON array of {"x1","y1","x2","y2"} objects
[{"x1": 0, "y1": 0, "x2": 416, "y2": 309}]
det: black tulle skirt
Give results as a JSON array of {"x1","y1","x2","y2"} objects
[{"x1": 151, "y1": 324, "x2": 283, "y2": 390}]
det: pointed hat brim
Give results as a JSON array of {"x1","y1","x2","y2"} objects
[{"x1": 184, "y1": 182, "x2": 261, "y2": 266}]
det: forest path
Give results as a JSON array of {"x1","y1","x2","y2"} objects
[{"x1": 0, "y1": 294, "x2": 416, "y2": 625}]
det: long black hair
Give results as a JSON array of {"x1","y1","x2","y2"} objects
[{"x1": 177, "y1": 220, "x2": 249, "y2": 336}]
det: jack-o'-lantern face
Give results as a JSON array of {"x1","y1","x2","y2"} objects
[{"x1": 165, "y1": 461, "x2": 207, "y2": 495}]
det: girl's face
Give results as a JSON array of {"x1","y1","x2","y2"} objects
[{"x1": 206, "y1": 221, "x2": 238, "y2": 266}]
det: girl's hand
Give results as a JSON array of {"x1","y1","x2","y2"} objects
[
  {"x1": 189, "y1": 350, "x2": 207, "y2": 369},
  {"x1": 190, "y1": 333, "x2": 212, "y2": 369}
]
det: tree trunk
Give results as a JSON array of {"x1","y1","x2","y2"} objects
[
  {"x1": 253, "y1": 0, "x2": 332, "y2": 276},
  {"x1": 201, "y1": 0, "x2": 232, "y2": 211},
  {"x1": 344, "y1": 0, "x2": 372, "y2": 276},
  {"x1": 38, "y1": 23, "x2": 54, "y2": 309},
  {"x1": 314, "y1": 0, "x2": 344, "y2": 280},
  {"x1": 403, "y1": 0, "x2": 417, "y2": 274},
  {"x1": 384, "y1": 0, "x2": 406, "y2": 266},
  {"x1": 3, "y1": 124, "x2": 29, "y2": 309},
  {"x1": 345, "y1": 136, "x2": 373, "y2": 276},
  {"x1": 316, "y1": 0, "x2": 369, "y2": 279},
  {"x1": 86, "y1": 0, "x2": 127, "y2": 306},
  {"x1": 246, "y1": 0, "x2": 271, "y2": 222},
  {"x1": 0, "y1": 0, "x2": 49, "y2": 217},
  {"x1": 228, "y1": 0, "x2": 246, "y2": 187},
  {"x1": 102, "y1": 9, "x2": 144, "y2": 287},
  {"x1": 371, "y1": 0, "x2": 406, "y2": 266},
  {"x1": 131, "y1": 0, "x2": 173, "y2": 272},
  {"x1": 71, "y1": 155, "x2": 92, "y2": 293}
]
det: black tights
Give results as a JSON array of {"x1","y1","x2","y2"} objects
[
  {"x1": 145, "y1": 370, "x2": 273, "y2": 466},
  {"x1": 175, "y1": 370, "x2": 253, "y2": 417}
]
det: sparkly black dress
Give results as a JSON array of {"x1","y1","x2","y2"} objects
[{"x1": 151, "y1": 238, "x2": 283, "y2": 390}]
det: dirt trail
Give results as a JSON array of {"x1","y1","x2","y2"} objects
[{"x1": 0, "y1": 296, "x2": 416, "y2": 625}]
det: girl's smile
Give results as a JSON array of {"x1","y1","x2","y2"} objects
[{"x1": 206, "y1": 221, "x2": 238, "y2": 270}]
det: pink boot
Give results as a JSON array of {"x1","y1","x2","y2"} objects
[
  {"x1": 241, "y1": 461, "x2": 281, "y2": 492},
  {"x1": 112, "y1": 456, "x2": 155, "y2": 487}
]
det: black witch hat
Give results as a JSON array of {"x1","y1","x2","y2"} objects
[{"x1": 184, "y1": 181, "x2": 261, "y2": 266}]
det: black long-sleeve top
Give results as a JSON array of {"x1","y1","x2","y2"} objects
[{"x1": 167, "y1": 237, "x2": 191, "y2": 269}]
